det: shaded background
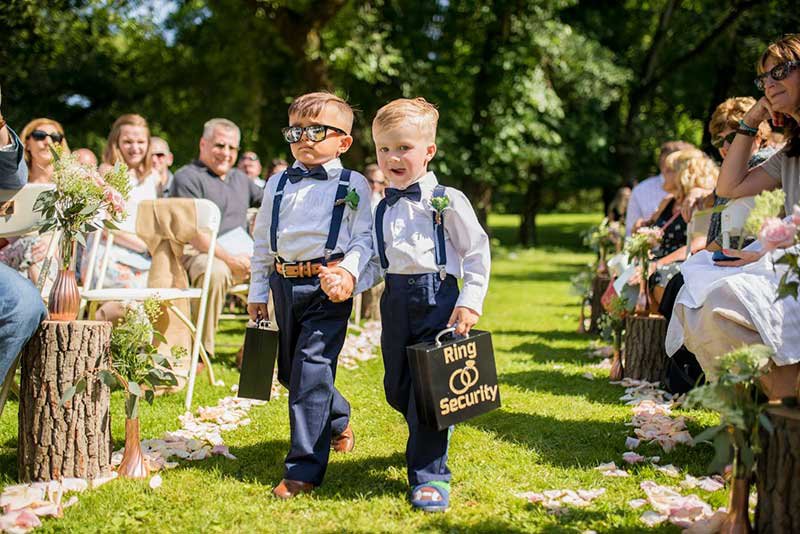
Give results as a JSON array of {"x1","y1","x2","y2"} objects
[{"x1": 2, "y1": 0, "x2": 798, "y2": 242}]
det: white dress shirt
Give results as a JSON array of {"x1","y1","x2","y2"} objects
[
  {"x1": 376, "y1": 171, "x2": 491, "y2": 314},
  {"x1": 625, "y1": 174, "x2": 667, "y2": 235},
  {"x1": 248, "y1": 158, "x2": 373, "y2": 303}
]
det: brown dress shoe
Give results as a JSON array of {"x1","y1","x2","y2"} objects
[
  {"x1": 331, "y1": 423, "x2": 355, "y2": 453},
  {"x1": 272, "y1": 479, "x2": 314, "y2": 499}
]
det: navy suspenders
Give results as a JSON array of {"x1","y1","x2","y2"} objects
[
  {"x1": 376, "y1": 184, "x2": 448, "y2": 279},
  {"x1": 269, "y1": 168, "x2": 352, "y2": 265}
]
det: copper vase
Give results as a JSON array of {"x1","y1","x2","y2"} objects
[
  {"x1": 117, "y1": 418, "x2": 150, "y2": 479},
  {"x1": 48, "y1": 269, "x2": 80, "y2": 321},
  {"x1": 634, "y1": 277, "x2": 650, "y2": 317},
  {"x1": 720, "y1": 477, "x2": 752, "y2": 534},
  {"x1": 609, "y1": 332, "x2": 624, "y2": 381}
]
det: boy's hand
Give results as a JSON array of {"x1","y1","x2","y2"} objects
[
  {"x1": 247, "y1": 302, "x2": 268, "y2": 322},
  {"x1": 319, "y1": 266, "x2": 354, "y2": 302},
  {"x1": 448, "y1": 306, "x2": 480, "y2": 336}
]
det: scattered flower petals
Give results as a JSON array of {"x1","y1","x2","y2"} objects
[
  {"x1": 517, "y1": 488, "x2": 605, "y2": 514},
  {"x1": 657, "y1": 464, "x2": 681, "y2": 478},
  {"x1": 622, "y1": 451, "x2": 645, "y2": 464},
  {"x1": 339, "y1": 321, "x2": 381, "y2": 370},
  {"x1": 594, "y1": 462, "x2": 629, "y2": 477},
  {"x1": 148, "y1": 474, "x2": 162, "y2": 490},
  {"x1": 640, "y1": 510, "x2": 668, "y2": 526},
  {"x1": 625, "y1": 437, "x2": 640, "y2": 450},
  {"x1": 628, "y1": 499, "x2": 648, "y2": 509},
  {"x1": 582, "y1": 372, "x2": 596, "y2": 381},
  {"x1": 680, "y1": 475, "x2": 725, "y2": 492}
]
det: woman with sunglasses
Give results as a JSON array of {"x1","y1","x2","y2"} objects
[
  {"x1": 82, "y1": 114, "x2": 158, "y2": 297},
  {"x1": 0, "y1": 118, "x2": 69, "y2": 288},
  {"x1": 669, "y1": 34, "x2": 800, "y2": 393}
]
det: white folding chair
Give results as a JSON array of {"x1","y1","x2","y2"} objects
[
  {"x1": 721, "y1": 196, "x2": 756, "y2": 250},
  {"x1": 80, "y1": 198, "x2": 223, "y2": 409},
  {"x1": 684, "y1": 210, "x2": 712, "y2": 260},
  {"x1": 0, "y1": 183, "x2": 58, "y2": 417}
]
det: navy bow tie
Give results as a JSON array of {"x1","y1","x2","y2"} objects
[
  {"x1": 286, "y1": 165, "x2": 328, "y2": 184},
  {"x1": 385, "y1": 183, "x2": 422, "y2": 206}
]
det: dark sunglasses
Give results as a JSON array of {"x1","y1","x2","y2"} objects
[
  {"x1": 281, "y1": 124, "x2": 347, "y2": 144},
  {"x1": 152, "y1": 152, "x2": 167, "y2": 158},
  {"x1": 754, "y1": 60, "x2": 800, "y2": 91},
  {"x1": 711, "y1": 131, "x2": 737, "y2": 149},
  {"x1": 28, "y1": 130, "x2": 64, "y2": 143}
]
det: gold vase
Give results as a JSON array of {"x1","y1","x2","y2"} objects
[
  {"x1": 634, "y1": 278, "x2": 650, "y2": 317},
  {"x1": 117, "y1": 418, "x2": 150, "y2": 479},
  {"x1": 609, "y1": 330, "x2": 624, "y2": 381},
  {"x1": 719, "y1": 476, "x2": 752, "y2": 534},
  {"x1": 48, "y1": 269, "x2": 80, "y2": 321}
]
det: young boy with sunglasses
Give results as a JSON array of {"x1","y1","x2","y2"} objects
[
  {"x1": 368, "y1": 98, "x2": 490, "y2": 512},
  {"x1": 247, "y1": 92, "x2": 373, "y2": 499}
]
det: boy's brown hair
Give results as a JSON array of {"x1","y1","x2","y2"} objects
[
  {"x1": 288, "y1": 91, "x2": 354, "y2": 133},
  {"x1": 372, "y1": 97, "x2": 439, "y2": 142}
]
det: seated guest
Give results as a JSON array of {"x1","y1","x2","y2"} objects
[
  {"x1": 607, "y1": 184, "x2": 632, "y2": 223},
  {"x1": 171, "y1": 118, "x2": 263, "y2": 357},
  {"x1": 83, "y1": 114, "x2": 159, "y2": 291},
  {"x1": 0, "y1": 118, "x2": 69, "y2": 288},
  {"x1": 238, "y1": 151, "x2": 264, "y2": 187},
  {"x1": 150, "y1": 136, "x2": 174, "y2": 197},
  {"x1": 73, "y1": 148, "x2": 98, "y2": 169},
  {"x1": 364, "y1": 163, "x2": 386, "y2": 208},
  {"x1": 633, "y1": 149, "x2": 718, "y2": 307},
  {"x1": 264, "y1": 158, "x2": 288, "y2": 183},
  {"x1": 625, "y1": 141, "x2": 695, "y2": 235},
  {"x1": 0, "y1": 95, "x2": 48, "y2": 386},
  {"x1": 670, "y1": 34, "x2": 800, "y2": 390}
]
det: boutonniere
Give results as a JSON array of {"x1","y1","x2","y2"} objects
[
  {"x1": 335, "y1": 188, "x2": 360, "y2": 210},
  {"x1": 430, "y1": 195, "x2": 450, "y2": 225}
]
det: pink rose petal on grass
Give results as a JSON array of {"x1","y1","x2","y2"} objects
[
  {"x1": 628, "y1": 498, "x2": 648, "y2": 509},
  {"x1": 622, "y1": 451, "x2": 645, "y2": 464},
  {"x1": 625, "y1": 437, "x2": 640, "y2": 450},
  {"x1": 657, "y1": 464, "x2": 680, "y2": 478},
  {"x1": 640, "y1": 510, "x2": 668, "y2": 527},
  {"x1": 148, "y1": 474, "x2": 162, "y2": 490}
]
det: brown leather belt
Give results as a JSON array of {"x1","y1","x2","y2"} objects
[{"x1": 275, "y1": 257, "x2": 342, "y2": 278}]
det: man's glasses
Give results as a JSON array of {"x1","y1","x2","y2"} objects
[
  {"x1": 754, "y1": 60, "x2": 800, "y2": 91},
  {"x1": 242, "y1": 154, "x2": 259, "y2": 161},
  {"x1": 28, "y1": 130, "x2": 64, "y2": 143},
  {"x1": 281, "y1": 124, "x2": 347, "y2": 144},
  {"x1": 711, "y1": 131, "x2": 737, "y2": 149}
]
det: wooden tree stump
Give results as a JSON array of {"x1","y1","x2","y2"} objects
[
  {"x1": 589, "y1": 274, "x2": 611, "y2": 334},
  {"x1": 623, "y1": 315, "x2": 667, "y2": 382},
  {"x1": 755, "y1": 407, "x2": 800, "y2": 534},
  {"x1": 18, "y1": 320, "x2": 113, "y2": 482}
]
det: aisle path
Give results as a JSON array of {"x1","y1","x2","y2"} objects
[{"x1": 0, "y1": 214, "x2": 724, "y2": 533}]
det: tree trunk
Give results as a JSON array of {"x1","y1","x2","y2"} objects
[
  {"x1": 519, "y1": 177, "x2": 541, "y2": 247},
  {"x1": 18, "y1": 320, "x2": 113, "y2": 482},
  {"x1": 755, "y1": 407, "x2": 800, "y2": 534},
  {"x1": 360, "y1": 282, "x2": 383, "y2": 321},
  {"x1": 589, "y1": 274, "x2": 611, "y2": 334},
  {"x1": 624, "y1": 315, "x2": 667, "y2": 382}
]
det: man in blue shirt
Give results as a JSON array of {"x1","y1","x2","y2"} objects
[{"x1": 0, "y1": 89, "x2": 48, "y2": 389}]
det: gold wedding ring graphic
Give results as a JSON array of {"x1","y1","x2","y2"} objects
[{"x1": 448, "y1": 360, "x2": 480, "y2": 395}]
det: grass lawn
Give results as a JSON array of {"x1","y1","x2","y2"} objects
[{"x1": 0, "y1": 213, "x2": 723, "y2": 533}]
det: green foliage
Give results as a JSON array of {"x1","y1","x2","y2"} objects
[
  {"x1": 744, "y1": 189, "x2": 786, "y2": 237},
  {"x1": 685, "y1": 345, "x2": 774, "y2": 477}
]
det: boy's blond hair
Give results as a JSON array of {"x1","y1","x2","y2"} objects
[
  {"x1": 372, "y1": 98, "x2": 439, "y2": 142},
  {"x1": 288, "y1": 91, "x2": 354, "y2": 133}
]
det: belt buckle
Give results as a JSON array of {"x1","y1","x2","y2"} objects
[{"x1": 279, "y1": 261, "x2": 298, "y2": 278}]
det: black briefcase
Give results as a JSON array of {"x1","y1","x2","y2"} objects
[
  {"x1": 237, "y1": 320, "x2": 279, "y2": 401},
  {"x1": 407, "y1": 328, "x2": 500, "y2": 431}
]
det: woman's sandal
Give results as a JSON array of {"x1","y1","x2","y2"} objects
[{"x1": 409, "y1": 481, "x2": 450, "y2": 512}]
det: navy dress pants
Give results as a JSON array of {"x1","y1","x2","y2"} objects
[
  {"x1": 381, "y1": 272, "x2": 459, "y2": 486},
  {"x1": 269, "y1": 272, "x2": 352, "y2": 486}
]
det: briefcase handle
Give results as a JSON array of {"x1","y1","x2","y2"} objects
[
  {"x1": 434, "y1": 326, "x2": 469, "y2": 347},
  {"x1": 249, "y1": 318, "x2": 275, "y2": 330}
]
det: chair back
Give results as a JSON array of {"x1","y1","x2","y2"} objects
[
  {"x1": 721, "y1": 196, "x2": 756, "y2": 250},
  {"x1": 684, "y1": 210, "x2": 712, "y2": 260},
  {"x1": 0, "y1": 183, "x2": 55, "y2": 238}
]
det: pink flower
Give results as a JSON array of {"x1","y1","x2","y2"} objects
[
  {"x1": 792, "y1": 205, "x2": 800, "y2": 226},
  {"x1": 104, "y1": 188, "x2": 126, "y2": 215},
  {"x1": 759, "y1": 216, "x2": 797, "y2": 251},
  {"x1": 92, "y1": 171, "x2": 106, "y2": 188}
]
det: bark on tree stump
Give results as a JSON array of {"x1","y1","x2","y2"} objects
[
  {"x1": 18, "y1": 320, "x2": 113, "y2": 482},
  {"x1": 755, "y1": 407, "x2": 800, "y2": 534},
  {"x1": 360, "y1": 282, "x2": 383, "y2": 321},
  {"x1": 623, "y1": 315, "x2": 667, "y2": 382},
  {"x1": 589, "y1": 274, "x2": 611, "y2": 334}
]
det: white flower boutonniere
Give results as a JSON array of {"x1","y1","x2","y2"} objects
[{"x1": 430, "y1": 195, "x2": 450, "y2": 225}]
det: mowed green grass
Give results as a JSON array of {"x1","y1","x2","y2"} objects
[{"x1": 0, "y1": 213, "x2": 722, "y2": 533}]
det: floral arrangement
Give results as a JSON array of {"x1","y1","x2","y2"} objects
[
  {"x1": 583, "y1": 218, "x2": 623, "y2": 271},
  {"x1": 684, "y1": 344, "x2": 773, "y2": 477},
  {"x1": 34, "y1": 147, "x2": 131, "y2": 270},
  {"x1": 62, "y1": 297, "x2": 184, "y2": 419},
  {"x1": 744, "y1": 189, "x2": 785, "y2": 238},
  {"x1": 430, "y1": 194, "x2": 449, "y2": 225}
]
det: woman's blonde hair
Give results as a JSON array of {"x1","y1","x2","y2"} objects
[
  {"x1": 102, "y1": 114, "x2": 152, "y2": 179},
  {"x1": 664, "y1": 149, "x2": 719, "y2": 199},
  {"x1": 708, "y1": 97, "x2": 771, "y2": 141},
  {"x1": 758, "y1": 34, "x2": 800, "y2": 157},
  {"x1": 20, "y1": 118, "x2": 69, "y2": 167}
]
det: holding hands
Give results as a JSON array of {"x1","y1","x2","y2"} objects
[{"x1": 319, "y1": 265, "x2": 354, "y2": 303}]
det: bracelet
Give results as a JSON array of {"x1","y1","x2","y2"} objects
[{"x1": 737, "y1": 119, "x2": 758, "y2": 136}]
